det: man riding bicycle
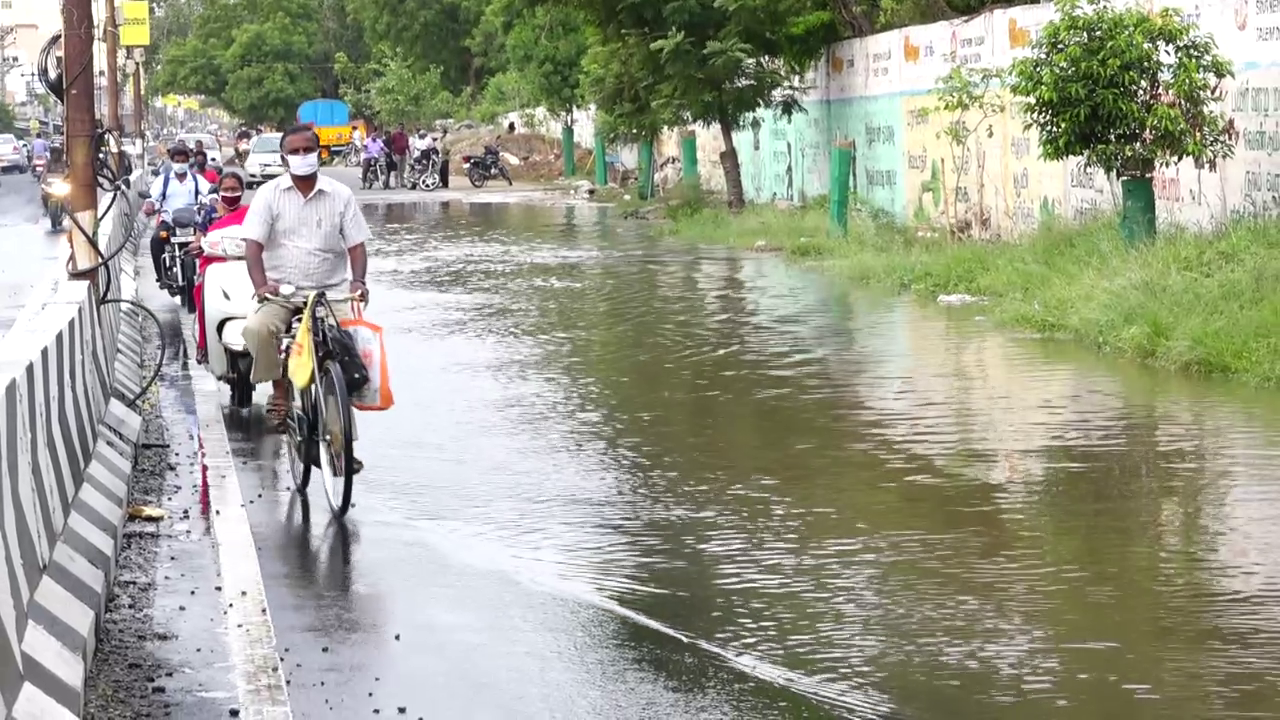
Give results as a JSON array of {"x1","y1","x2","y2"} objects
[{"x1": 239, "y1": 124, "x2": 370, "y2": 472}]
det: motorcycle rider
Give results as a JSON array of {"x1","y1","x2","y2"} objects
[
  {"x1": 350, "y1": 124, "x2": 364, "y2": 156},
  {"x1": 30, "y1": 132, "x2": 49, "y2": 176},
  {"x1": 360, "y1": 131, "x2": 387, "y2": 187},
  {"x1": 412, "y1": 129, "x2": 433, "y2": 164},
  {"x1": 193, "y1": 149, "x2": 220, "y2": 183},
  {"x1": 234, "y1": 126, "x2": 254, "y2": 164},
  {"x1": 143, "y1": 145, "x2": 215, "y2": 284}
]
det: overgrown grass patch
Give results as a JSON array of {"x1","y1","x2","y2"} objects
[{"x1": 665, "y1": 203, "x2": 1280, "y2": 387}]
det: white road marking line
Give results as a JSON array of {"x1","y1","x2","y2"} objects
[{"x1": 171, "y1": 271, "x2": 292, "y2": 718}]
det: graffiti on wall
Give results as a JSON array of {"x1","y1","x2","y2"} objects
[
  {"x1": 1223, "y1": 68, "x2": 1280, "y2": 218},
  {"x1": 495, "y1": 0, "x2": 1280, "y2": 232}
]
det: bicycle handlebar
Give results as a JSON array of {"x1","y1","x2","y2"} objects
[{"x1": 262, "y1": 292, "x2": 365, "y2": 304}]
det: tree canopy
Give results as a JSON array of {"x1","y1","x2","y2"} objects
[{"x1": 150, "y1": 0, "x2": 1046, "y2": 205}]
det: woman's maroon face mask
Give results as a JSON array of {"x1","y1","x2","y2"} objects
[{"x1": 220, "y1": 191, "x2": 242, "y2": 209}]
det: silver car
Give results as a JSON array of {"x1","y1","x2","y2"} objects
[{"x1": 0, "y1": 134, "x2": 28, "y2": 174}]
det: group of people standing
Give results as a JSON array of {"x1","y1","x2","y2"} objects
[{"x1": 354, "y1": 123, "x2": 445, "y2": 189}]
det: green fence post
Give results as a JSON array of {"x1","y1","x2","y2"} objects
[
  {"x1": 680, "y1": 131, "x2": 699, "y2": 187},
  {"x1": 829, "y1": 141, "x2": 853, "y2": 236},
  {"x1": 562, "y1": 125, "x2": 576, "y2": 178},
  {"x1": 594, "y1": 134, "x2": 608, "y2": 186},
  {"x1": 1119, "y1": 176, "x2": 1156, "y2": 245},
  {"x1": 639, "y1": 138, "x2": 655, "y2": 200}
]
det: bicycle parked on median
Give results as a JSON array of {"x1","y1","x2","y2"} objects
[{"x1": 269, "y1": 285, "x2": 366, "y2": 518}]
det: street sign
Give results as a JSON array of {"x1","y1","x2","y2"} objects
[{"x1": 120, "y1": 1, "x2": 150, "y2": 46}]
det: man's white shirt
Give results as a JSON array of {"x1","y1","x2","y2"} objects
[
  {"x1": 239, "y1": 173, "x2": 371, "y2": 292},
  {"x1": 147, "y1": 171, "x2": 212, "y2": 215}
]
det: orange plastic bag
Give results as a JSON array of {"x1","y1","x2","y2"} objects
[{"x1": 340, "y1": 305, "x2": 394, "y2": 411}]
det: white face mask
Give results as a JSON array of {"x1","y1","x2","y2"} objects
[
  {"x1": 171, "y1": 162, "x2": 189, "y2": 175},
  {"x1": 284, "y1": 152, "x2": 320, "y2": 176}
]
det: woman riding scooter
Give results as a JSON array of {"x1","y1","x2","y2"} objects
[{"x1": 189, "y1": 172, "x2": 249, "y2": 364}]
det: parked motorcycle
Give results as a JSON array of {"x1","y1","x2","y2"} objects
[
  {"x1": 343, "y1": 143, "x2": 362, "y2": 167},
  {"x1": 462, "y1": 143, "x2": 512, "y2": 188},
  {"x1": 197, "y1": 225, "x2": 258, "y2": 409},
  {"x1": 41, "y1": 177, "x2": 69, "y2": 230}
]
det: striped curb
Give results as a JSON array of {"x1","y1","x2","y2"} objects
[{"x1": 0, "y1": 179, "x2": 149, "y2": 719}]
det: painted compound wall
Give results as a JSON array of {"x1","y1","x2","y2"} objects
[{"x1": 725, "y1": 0, "x2": 1280, "y2": 234}]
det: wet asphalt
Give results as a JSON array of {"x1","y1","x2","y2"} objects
[
  {"x1": 0, "y1": 167, "x2": 60, "y2": 336},
  {"x1": 103, "y1": 171, "x2": 840, "y2": 719}
]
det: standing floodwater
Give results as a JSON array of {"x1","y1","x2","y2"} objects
[{"x1": 233, "y1": 199, "x2": 1280, "y2": 718}]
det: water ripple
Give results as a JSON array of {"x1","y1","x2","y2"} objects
[{"x1": 353, "y1": 201, "x2": 1280, "y2": 718}]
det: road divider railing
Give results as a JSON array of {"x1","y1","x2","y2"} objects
[{"x1": 0, "y1": 173, "x2": 150, "y2": 718}]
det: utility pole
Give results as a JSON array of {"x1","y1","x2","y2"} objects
[
  {"x1": 104, "y1": 0, "x2": 123, "y2": 168},
  {"x1": 64, "y1": 0, "x2": 98, "y2": 281},
  {"x1": 130, "y1": 51, "x2": 143, "y2": 143}
]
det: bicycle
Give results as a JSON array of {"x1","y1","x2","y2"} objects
[{"x1": 269, "y1": 285, "x2": 365, "y2": 518}]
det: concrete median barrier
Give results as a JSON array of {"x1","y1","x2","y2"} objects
[{"x1": 0, "y1": 175, "x2": 148, "y2": 718}]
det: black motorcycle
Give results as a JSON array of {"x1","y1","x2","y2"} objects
[
  {"x1": 40, "y1": 177, "x2": 69, "y2": 230},
  {"x1": 463, "y1": 144, "x2": 512, "y2": 188},
  {"x1": 157, "y1": 205, "x2": 207, "y2": 313},
  {"x1": 361, "y1": 151, "x2": 390, "y2": 190}
]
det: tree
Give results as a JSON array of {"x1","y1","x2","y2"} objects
[
  {"x1": 152, "y1": 0, "x2": 325, "y2": 126},
  {"x1": 350, "y1": 0, "x2": 491, "y2": 93},
  {"x1": 560, "y1": 0, "x2": 841, "y2": 209},
  {"x1": 580, "y1": 36, "x2": 678, "y2": 143},
  {"x1": 929, "y1": 65, "x2": 1007, "y2": 237},
  {"x1": 1009, "y1": 0, "x2": 1233, "y2": 237},
  {"x1": 364, "y1": 46, "x2": 457, "y2": 126},
  {"x1": 504, "y1": 6, "x2": 590, "y2": 126}
]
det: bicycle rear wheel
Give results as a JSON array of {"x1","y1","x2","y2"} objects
[{"x1": 316, "y1": 359, "x2": 355, "y2": 517}]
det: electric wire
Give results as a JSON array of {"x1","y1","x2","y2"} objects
[{"x1": 40, "y1": 29, "x2": 166, "y2": 405}]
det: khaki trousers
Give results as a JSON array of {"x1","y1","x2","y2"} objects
[{"x1": 242, "y1": 299, "x2": 358, "y2": 437}]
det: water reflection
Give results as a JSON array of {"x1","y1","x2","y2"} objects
[{"x1": 357, "y1": 201, "x2": 1280, "y2": 718}]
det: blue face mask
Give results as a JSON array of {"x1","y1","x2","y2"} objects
[{"x1": 172, "y1": 162, "x2": 189, "y2": 175}]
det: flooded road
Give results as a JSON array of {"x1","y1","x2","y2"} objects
[{"x1": 221, "y1": 199, "x2": 1280, "y2": 718}]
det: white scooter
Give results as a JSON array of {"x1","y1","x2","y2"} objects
[{"x1": 198, "y1": 223, "x2": 258, "y2": 409}]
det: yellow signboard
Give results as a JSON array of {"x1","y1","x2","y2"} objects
[
  {"x1": 180, "y1": 98, "x2": 199, "y2": 110},
  {"x1": 120, "y1": 1, "x2": 151, "y2": 47}
]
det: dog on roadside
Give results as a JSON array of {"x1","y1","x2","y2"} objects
[{"x1": 654, "y1": 156, "x2": 682, "y2": 196}]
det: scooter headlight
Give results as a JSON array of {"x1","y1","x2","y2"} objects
[{"x1": 50, "y1": 181, "x2": 71, "y2": 196}]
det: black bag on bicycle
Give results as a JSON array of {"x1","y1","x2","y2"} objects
[{"x1": 328, "y1": 326, "x2": 371, "y2": 396}]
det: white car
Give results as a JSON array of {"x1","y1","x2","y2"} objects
[
  {"x1": 0, "y1": 133, "x2": 28, "y2": 173},
  {"x1": 174, "y1": 132, "x2": 224, "y2": 170},
  {"x1": 242, "y1": 133, "x2": 285, "y2": 188}
]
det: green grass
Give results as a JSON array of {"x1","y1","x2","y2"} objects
[{"x1": 664, "y1": 202, "x2": 1280, "y2": 387}]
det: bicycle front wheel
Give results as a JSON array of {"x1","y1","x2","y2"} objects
[{"x1": 316, "y1": 359, "x2": 355, "y2": 517}]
